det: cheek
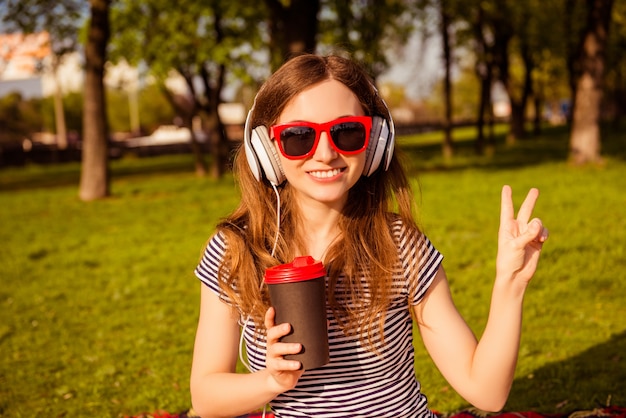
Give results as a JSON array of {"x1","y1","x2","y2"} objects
[
  {"x1": 275, "y1": 145, "x2": 299, "y2": 178},
  {"x1": 349, "y1": 153, "x2": 367, "y2": 176}
]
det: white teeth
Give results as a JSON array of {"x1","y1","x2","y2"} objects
[{"x1": 309, "y1": 168, "x2": 342, "y2": 178}]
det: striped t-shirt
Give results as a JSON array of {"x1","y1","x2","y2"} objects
[{"x1": 194, "y1": 218, "x2": 443, "y2": 418}]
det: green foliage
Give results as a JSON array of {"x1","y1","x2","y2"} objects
[
  {"x1": 425, "y1": 68, "x2": 481, "y2": 121},
  {"x1": 136, "y1": 85, "x2": 178, "y2": 133},
  {"x1": 319, "y1": 0, "x2": 420, "y2": 78},
  {"x1": 1, "y1": 129, "x2": 625, "y2": 416},
  {"x1": 110, "y1": 0, "x2": 265, "y2": 90},
  {"x1": 106, "y1": 84, "x2": 177, "y2": 134},
  {"x1": 105, "y1": 88, "x2": 130, "y2": 133},
  {"x1": 0, "y1": 92, "x2": 42, "y2": 143},
  {"x1": 63, "y1": 91, "x2": 84, "y2": 134},
  {"x1": 0, "y1": 93, "x2": 54, "y2": 143}
]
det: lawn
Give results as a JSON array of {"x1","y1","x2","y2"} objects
[{"x1": 1, "y1": 125, "x2": 625, "y2": 417}]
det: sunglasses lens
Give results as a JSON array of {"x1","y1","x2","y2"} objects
[
  {"x1": 280, "y1": 126, "x2": 317, "y2": 157},
  {"x1": 330, "y1": 122, "x2": 367, "y2": 152}
]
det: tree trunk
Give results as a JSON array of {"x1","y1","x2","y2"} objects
[
  {"x1": 505, "y1": 45, "x2": 533, "y2": 145},
  {"x1": 205, "y1": 63, "x2": 229, "y2": 179},
  {"x1": 533, "y1": 96, "x2": 542, "y2": 135},
  {"x1": 79, "y1": 0, "x2": 111, "y2": 201},
  {"x1": 206, "y1": 110, "x2": 228, "y2": 179},
  {"x1": 509, "y1": 101, "x2": 526, "y2": 142},
  {"x1": 440, "y1": 0, "x2": 454, "y2": 160},
  {"x1": 569, "y1": 0, "x2": 614, "y2": 165},
  {"x1": 475, "y1": 77, "x2": 486, "y2": 155},
  {"x1": 53, "y1": 69, "x2": 68, "y2": 150},
  {"x1": 188, "y1": 118, "x2": 208, "y2": 177},
  {"x1": 564, "y1": 0, "x2": 579, "y2": 125},
  {"x1": 612, "y1": 69, "x2": 624, "y2": 128},
  {"x1": 472, "y1": 5, "x2": 497, "y2": 155},
  {"x1": 182, "y1": 114, "x2": 207, "y2": 178},
  {"x1": 265, "y1": 0, "x2": 320, "y2": 69}
]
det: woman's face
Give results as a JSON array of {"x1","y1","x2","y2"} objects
[{"x1": 273, "y1": 79, "x2": 367, "y2": 209}]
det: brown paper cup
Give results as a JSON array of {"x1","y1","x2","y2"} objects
[{"x1": 265, "y1": 256, "x2": 329, "y2": 370}]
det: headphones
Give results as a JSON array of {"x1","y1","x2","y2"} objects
[{"x1": 243, "y1": 88, "x2": 395, "y2": 186}]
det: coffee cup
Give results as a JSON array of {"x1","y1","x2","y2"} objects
[{"x1": 264, "y1": 256, "x2": 329, "y2": 370}]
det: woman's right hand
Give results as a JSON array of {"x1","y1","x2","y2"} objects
[{"x1": 264, "y1": 307, "x2": 305, "y2": 393}]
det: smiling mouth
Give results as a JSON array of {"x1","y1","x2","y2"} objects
[{"x1": 308, "y1": 168, "x2": 344, "y2": 179}]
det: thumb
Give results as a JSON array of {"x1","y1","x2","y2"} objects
[
  {"x1": 524, "y1": 219, "x2": 543, "y2": 242},
  {"x1": 265, "y1": 306, "x2": 276, "y2": 329}
]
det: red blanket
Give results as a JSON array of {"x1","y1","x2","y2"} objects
[{"x1": 128, "y1": 406, "x2": 626, "y2": 418}]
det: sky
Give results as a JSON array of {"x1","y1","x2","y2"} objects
[{"x1": 379, "y1": 31, "x2": 444, "y2": 101}]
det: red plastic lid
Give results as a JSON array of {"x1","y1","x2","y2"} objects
[{"x1": 264, "y1": 256, "x2": 327, "y2": 284}]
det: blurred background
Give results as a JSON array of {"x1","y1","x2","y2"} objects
[
  {"x1": 0, "y1": 0, "x2": 624, "y2": 198},
  {"x1": 1, "y1": 1, "x2": 625, "y2": 417}
]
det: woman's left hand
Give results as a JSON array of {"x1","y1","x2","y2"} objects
[{"x1": 496, "y1": 185, "x2": 549, "y2": 287}]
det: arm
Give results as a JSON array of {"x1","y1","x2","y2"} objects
[
  {"x1": 190, "y1": 285, "x2": 304, "y2": 418},
  {"x1": 414, "y1": 186, "x2": 548, "y2": 412}
]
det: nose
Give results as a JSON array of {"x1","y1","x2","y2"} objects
[{"x1": 313, "y1": 131, "x2": 338, "y2": 162}]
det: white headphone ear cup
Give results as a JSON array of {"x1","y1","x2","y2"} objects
[
  {"x1": 383, "y1": 113, "x2": 395, "y2": 171},
  {"x1": 363, "y1": 116, "x2": 390, "y2": 177},
  {"x1": 244, "y1": 134, "x2": 263, "y2": 182},
  {"x1": 250, "y1": 126, "x2": 285, "y2": 185},
  {"x1": 243, "y1": 110, "x2": 263, "y2": 181}
]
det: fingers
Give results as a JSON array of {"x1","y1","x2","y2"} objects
[
  {"x1": 528, "y1": 219, "x2": 549, "y2": 243},
  {"x1": 517, "y1": 188, "x2": 539, "y2": 224},
  {"x1": 500, "y1": 185, "x2": 514, "y2": 225},
  {"x1": 500, "y1": 185, "x2": 540, "y2": 225},
  {"x1": 264, "y1": 306, "x2": 276, "y2": 329},
  {"x1": 539, "y1": 224, "x2": 549, "y2": 242},
  {"x1": 265, "y1": 308, "x2": 302, "y2": 371},
  {"x1": 525, "y1": 219, "x2": 543, "y2": 242}
]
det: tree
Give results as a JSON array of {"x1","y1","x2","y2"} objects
[
  {"x1": 1, "y1": 0, "x2": 85, "y2": 150},
  {"x1": 438, "y1": 0, "x2": 455, "y2": 158},
  {"x1": 604, "y1": 1, "x2": 626, "y2": 125},
  {"x1": 111, "y1": 0, "x2": 264, "y2": 178},
  {"x1": 78, "y1": 0, "x2": 111, "y2": 201},
  {"x1": 458, "y1": 0, "x2": 506, "y2": 154},
  {"x1": 263, "y1": 0, "x2": 321, "y2": 70},
  {"x1": 320, "y1": 0, "x2": 418, "y2": 80},
  {"x1": 569, "y1": 0, "x2": 614, "y2": 165},
  {"x1": 502, "y1": 0, "x2": 567, "y2": 141}
]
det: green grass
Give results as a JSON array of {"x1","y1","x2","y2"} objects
[{"x1": 1, "y1": 125, "x2": 625, "y2": 417}]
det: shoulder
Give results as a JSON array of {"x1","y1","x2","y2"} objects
[
  {"x1": 386, "y1": 213, "x2": 444, "y2": 303},
  {"x1": 195, "y1": 230, "x2": 230, "y2": 287},
  {"x1": 201, "y1": 230, "x2": 229, "y2": 262},
  {"x1": 386, "y1": 214, "x2": 428, "y2": 258}
]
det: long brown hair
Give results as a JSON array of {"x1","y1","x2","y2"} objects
[{"x1": 216, "y1": 54, "x2": 421, "y2": 348}]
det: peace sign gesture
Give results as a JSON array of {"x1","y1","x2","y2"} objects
[{"x1": 496, "y1": 185, "x2": 549, "y2": 289}]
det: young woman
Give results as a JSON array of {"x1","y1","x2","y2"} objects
[{"x1": 190, "y1": 54, "x2": 548, "y2": 418}]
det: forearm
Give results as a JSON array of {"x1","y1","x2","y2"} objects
[
  {"x1": 468, "y1": 279, "x2": 526, "y2": 410},
  {"x1": 191, "y1": 369, "x2": 279, "y2": 418}
]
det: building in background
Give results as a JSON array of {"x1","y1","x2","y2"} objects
[{"x1": 0, "y1": 32, "x2": 84, "y2": 99}]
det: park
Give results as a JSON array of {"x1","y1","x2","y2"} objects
[
  {"x1": 1, "y1": 125, "x2": 625, "y2": 417},
  {"x1": 1, "y1": 1, "x2": 625, "y2": 417}
]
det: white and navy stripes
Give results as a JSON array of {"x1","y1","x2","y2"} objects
[{"x1": 195, "y1": 218, "x2": 443, "y2": 418}]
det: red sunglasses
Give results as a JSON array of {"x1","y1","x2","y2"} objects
[{"x1": 270, "y1": 116, "x2": 372, "y2": 159}]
